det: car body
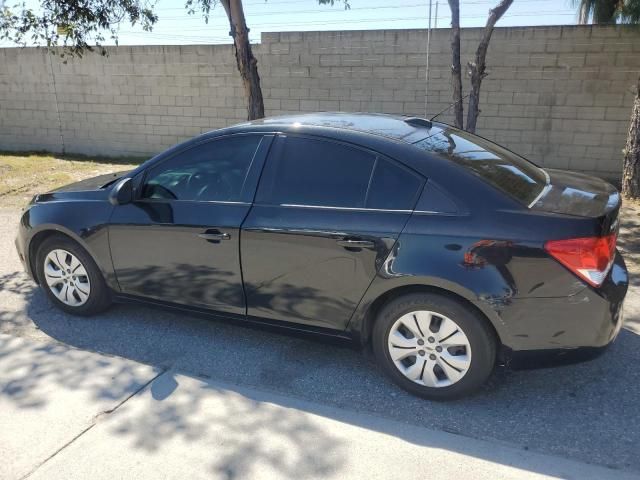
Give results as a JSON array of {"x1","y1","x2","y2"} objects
[{"x1": 14, "y1": 112, "x2": 628, "y2": 399}]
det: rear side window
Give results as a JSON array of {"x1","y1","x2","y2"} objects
[
  {"x1": 413, "y1": 129, "x2": 547, "y2": 206},
  {"x1": 367, "y1": 158, "x2": 423, "y2": 210},
  {"x1": 256, "y1": 136, "x2": 376, "y2": 208}
]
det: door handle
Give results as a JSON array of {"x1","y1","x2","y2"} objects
[
  {"x1": 198, "y1": 230, "x2": 230, "y2": 242},
  {"x1": 336, "y1": 239, "x2": 375, "y2": 249}
]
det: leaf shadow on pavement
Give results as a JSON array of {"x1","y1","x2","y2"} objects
[
  {"x1": 0, "y1": 334, "x2": 147, "y2": 410},
  {"x1": 106, "y1": 373, "x2": 348, "y2": 480}
]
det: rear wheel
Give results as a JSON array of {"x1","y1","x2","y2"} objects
[
  {"x1": 35, "y1": 235, "x2": 112, "y2": 316},
  {"x1": 372, "y1": 292, "x2": 496, "y2": 400}
]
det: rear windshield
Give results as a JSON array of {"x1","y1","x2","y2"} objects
[{"x1": 413, "y1": 128, "x2": 547, "y2": 206}]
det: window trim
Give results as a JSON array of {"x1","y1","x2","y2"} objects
[
  {"x1": 137, "y1": 133, "x2": 270, "y2": 204},
  {"x1": 526, "y1": 169, "x2": 552, "y2": 208},
  {"x1": 255, "y1": 133, "x2": 426, "y2": 213},
  {"x1": 134, "y1": 198, "x2": 252, "y2": 207},
  {"x1": 274, "y1": 203, "x2": 414, "y2": 214}
]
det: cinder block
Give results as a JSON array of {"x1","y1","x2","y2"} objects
[
  {"x1": 605, "y1": 106, "x2": 631, "y2": 120},
  {"x1": 300, "y1": 100, "x2": 320, "y2": 111},
  {"x1": 574, "y1": 132, "x2": 604, "y2": 146},
  {"x1": 280, "y1": 99, "x2": 300, "y2": 110},
  {"x1": 159, "y1": 96, "x2": 177, "y2": 106}
]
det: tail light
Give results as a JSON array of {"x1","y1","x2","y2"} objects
[{"x1": 544, "y1": 233, "x2": 617, "y2": 287}]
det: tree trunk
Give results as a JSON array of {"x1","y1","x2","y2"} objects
[
  {"x1": 465, "y1": 0, "x2": 513, "y2": 133},
  {"x1": 221, "y1": 0, "x2": 264, "y2": 120},
  {"x1": 622, "y1": 75, "x2": 640, "y2": 199},
  {"x1": 447, "y1": 0, "x2": 463, "y2": 129}
]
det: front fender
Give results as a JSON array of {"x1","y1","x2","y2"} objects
[{"x1": 19, "y1": 200, "x2": 118, "y2": 289}]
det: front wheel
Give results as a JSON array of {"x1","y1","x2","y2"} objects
[
  {"x1": 35, "y1": 235, "x2": 112, "y2": 316},
  {"x1": 372, "y1": 292, "x2": 496, "y2": 400}
]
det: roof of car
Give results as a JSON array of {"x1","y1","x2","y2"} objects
[{"x1": 239, "y1": 112, "x2": 447, "y2": 144}]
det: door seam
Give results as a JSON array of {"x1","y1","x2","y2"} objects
[
  {"x1": 238, "y1": 134, "x2": 279, "y2": 317},
  {"x1": 343, "y1": 213, "x2": 414, "y2": 333}
]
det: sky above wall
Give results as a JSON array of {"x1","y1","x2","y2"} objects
[
  {"x1": 119, "y1": 0, "x2": 583, "y2": 45},
  {"x1": 1, "y1": 0, "x2": 585, "y2": 47}
]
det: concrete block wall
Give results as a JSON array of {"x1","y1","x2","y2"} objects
[
  {"x1": 1, "y1": 25, "x2": 639, "y2": 178},
  {"x1": 0, "y1": 44, "x2": 246, "y2": 156},
  {"x1": 0, "y1": 48, "x2": 64, "y2": 152}
]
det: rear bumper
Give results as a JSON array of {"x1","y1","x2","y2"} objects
[
  {"x1": 504, "y1": 344, "x2": 612, "y2": 369},
  {"x1": 500, "y1": 251, "x2": 627, "y2": 369}
]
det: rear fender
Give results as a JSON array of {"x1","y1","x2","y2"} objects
[
  {"x1": 345, "y1": 211, "x2": 590, "y2": 350},
  {"x1": 347, "y1": 272, "x2": 511, "y2": 348}
]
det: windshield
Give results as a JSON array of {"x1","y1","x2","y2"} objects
[{"x1": 413, "y1": 128, "x2": 548, "y2": 206}]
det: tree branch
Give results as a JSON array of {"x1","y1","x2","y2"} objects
[{"x1": 465, "y1": 0, "x2": 513, "y2": 133}]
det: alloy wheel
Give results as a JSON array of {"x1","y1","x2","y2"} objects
[
  {"x1": 43, "y1": 249, "x2": 91, "y2": 307},
  {"x1": 387, "y1": 310, "x2": 472, "y2": 388}
]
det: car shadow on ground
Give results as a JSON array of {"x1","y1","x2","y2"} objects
[{"x1": 1, "y1": 266, "x2": 640, "y2": 477}]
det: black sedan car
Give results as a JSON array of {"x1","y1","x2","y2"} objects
[{"x1": 14, "y1": 113, "x2": 628, "y2": 399}]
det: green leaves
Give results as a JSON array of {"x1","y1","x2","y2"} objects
[
  {"x1": 0, "y1": 0, "x2": 158, "y2": 56},
  {"x1": 0, "y1": 0, "x2": 352, "y2": 57},
  {"x1": 317, "y1": 0, "x2": 350, "y2": 10},
  {"x1": 621, "y1": 0, "x2": 640, "y2": 23},
  {"x1": 572, "y1": 0, "x2": 640, "y2": 24}
]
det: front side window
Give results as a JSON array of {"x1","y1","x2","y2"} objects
[
  {"x1": 256, "y1": 136, "x2": 377, "y2": 208},
  {"x1": 141, "y1": 135, "x2": 263, "y2": 202},
  {"x1": 413, "y1": 129, "x2": 547, "y2": 206}
]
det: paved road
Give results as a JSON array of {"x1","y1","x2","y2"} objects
[
  {"x1": 0, "y1": 334, "x2": 160, "y2": 479},
  {"x1": 1, "y1": 207, "x2": 639, "y2": 477},
  {"x1": 3, "y1": 333, "x2": 633, "y2": 480}
]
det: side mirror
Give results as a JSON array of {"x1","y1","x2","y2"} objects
[{"x1": 108, "y1": 177, "x2": 133, "y2": 205}]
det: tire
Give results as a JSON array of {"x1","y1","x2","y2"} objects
[
  {"x1": 372, "y1": 292, "x2": 496, "y2": 400},
  {"x1": 35, "y1": 234, "x2": 112, "y2": 316}
]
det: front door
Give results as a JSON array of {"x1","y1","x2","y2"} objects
[
  {"x1": 108, "y1": 134, "x2": 271, "y2": 315},
  {"x1": 241, "y1": 134, "x2": 425, "y2": 330}
]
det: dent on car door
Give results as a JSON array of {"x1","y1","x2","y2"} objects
[
  {"x1": 108, "y1": 134, "x2": 272, "y2": 313},
  {"x1": 241, "y1": 134, "x2": 425, "y2": 330}
]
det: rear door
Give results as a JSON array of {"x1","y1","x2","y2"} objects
[
  {"x1": 109, "y1": 134, "x2": 271, "y2": 314},
  {"x1": 241, "y1": 134, "x2": 425, "y2": 330}
]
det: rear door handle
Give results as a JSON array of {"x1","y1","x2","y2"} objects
[
  {"x1": 336, "y1": 239, "x2": 375, "y2": 249},
  {"x1": 198, "y1": 230, "x2": 230, "y2": 242}
]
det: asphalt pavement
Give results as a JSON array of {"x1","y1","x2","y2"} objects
[{"x1": 1, "y1": 206, "x2": 639, "y2": 478}]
